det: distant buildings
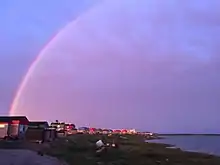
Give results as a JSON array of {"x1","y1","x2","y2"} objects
[
  {"x1": 0, "y1": 115, "x2": 153, "y2": 142},
  {"x1": 111, "y1": 129, "x2": 137, "y2": 135},
  {"x1": 50, "y1": 121, "x2": 76, "y2": 136},
  {"x1": 0, "y1": 116, "x2": 57, "y2": 142}
]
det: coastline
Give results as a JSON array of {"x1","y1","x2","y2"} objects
[
  {"x1": 158, "y1": 134, "x2": 220, "y2": 136},
  {"x1": 147, "y1": 140, "x2": 218, "y2": 157},
  {"x1": 44, "y1": 134, "x2": 220, "y2": 165},
  {"x1": 1, "y1": 134, "x2": 220, "y2": 165},
  {"x1": 147, "y1": 135, "x2": 220, "y2": 156}
]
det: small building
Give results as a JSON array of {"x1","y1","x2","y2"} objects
[
  {"x1": 28, "y1": 121, "x2": 49, "y2": 129},
  {"x1": 121, "y1": 129, "x2": 128, "y2": 134},
  {"x1": 113, "y1": 129, "x2": 121, "y2": 134},
  {"x1": 89, "y1": 128, "x2": 97, "y2": 134},
  {"x1": 65, "y1": 123, "x2": 76, "y2": 130},
  {"x1": 50, "y1": 122, "x2": 66, "y2": 137},
  {"x1": 96, "y1": 128, "x2": 103, "y2": 134},
  {"x1": 51, "y1": 122, "x2": 65, "y2": 133},
  {"x1": 102, "y1": 129, "x2": 113, "y2": 134},
  {"x1": 46, "y1": 127, "x2": 57, "y2": 140},
  {"x1": 128, "y1": 129, "x2": 137, "y2": 134},
  {"x1": 65, "y1": 123, "x2": 76, "y2": 135},
  {"x1": 71, "y1": 128, "x2": 78, "y2": 134},
  {"x1": 77, "y1": 127, "x2": 89, "y2": 133},
  {"x1": 26, "y1": 121, "x2": 56, "y2": 143},
  {"x1": 0, "y1": 116, "x2": 29, "y2": 139}
]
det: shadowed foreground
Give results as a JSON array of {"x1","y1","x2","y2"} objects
[
  {"x1": 43, "y1": 134, "x2": 220, "y2": 165},
  {"x1": 0, "y1": 149, "x2": 65, "y2": 165},
  {"x1": 0, "y1": 134, "x2": 220, "y2": 165}
]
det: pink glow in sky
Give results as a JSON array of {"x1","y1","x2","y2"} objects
[{"x1": 11, "y1": 0, "x2": 220, "y2": 133}]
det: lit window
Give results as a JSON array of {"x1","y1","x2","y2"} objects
[{"x1": 0, "y1": 124, "x2": 5, "y2": 128}]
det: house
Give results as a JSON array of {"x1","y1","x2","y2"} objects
[
  {"x1": 50, "y1": 122, "x2": 66, "y2": 137},
  {"x1": 46, "y1": 126, "x2": 57, "y2": 140},
  {"x1": 121, "y1": 129, "x2": 128, "y2": 134},
  {"x1": 96, "y1": 128, "x2": 103, "y2": 134},
  {"x1": 102, "y1": 129, "x2": 113, "y2": 134},
  {"x1": 113, "y1": 129, "x2": 121, "y2": 134},
  {"x1": 127, "y1": 129, "x2": 137, "y2": 134},
  {"x1": 26, "y1": 121, "x2": 56, "y2": 143},
  {"x1": 51, "y1": 122, "x2": 65, "y2": 133},
  {"x1": 28, "y1": 121, "x2": 49, "y2": 129},
  {"x1": 65, "y1": 123, "x2": 76, "y2": 135},
  {"x1": 89, "y1": 128, "x2": 97, "y2": 134},
  {"x1": 0, "y1": 116, "x2": 29, "y2": 139},
  {"x1": 77, "y1": 127, "x2": 89, "y2": 134},
  {"x1": 65, "y1": 123, "x2": 76, "y2": 130},
  {"x1": 71, "y1": 128, "x2": 78, "y2": 134}
]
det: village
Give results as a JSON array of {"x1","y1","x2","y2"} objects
[
  {"x1": 0, "y1": 116, "x2": 156, "y2": 143},
  {"x1": 0, "y1": 116, "x2": 220, "y2": 165}
]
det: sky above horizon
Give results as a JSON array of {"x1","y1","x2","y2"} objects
[
  {"x1": 1, "y1": 0, "x2": 220, "y2": 133},
  {"x1": 0, "y1": 0, "x2": 100, "y2": 114}
]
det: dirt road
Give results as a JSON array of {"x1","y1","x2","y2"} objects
[{"x1": 0, "y1": 149, "x2": 66, "y2": 165}]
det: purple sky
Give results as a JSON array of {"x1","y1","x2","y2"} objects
[
  {"x1": 2, "y1": 0, "x2": 220, "y2": 133},
  {"x1": 0, "y1": 0, "x2": 100, "y2": 114}
]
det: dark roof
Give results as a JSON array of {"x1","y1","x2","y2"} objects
[
  {"x1": 78, "y1": 127, "x2": 89, "y2": 130},
  {"x1": 0, "y1": 116, "x2": 29, "y2": 122},
  {"x1": 51, "y1": 122, "x2": 65, "y2": 125},
  {"x1": 29, "y1": 121, "x2": 49, "y2": 127},
  {"x1": 29, "y1": 121, "x2": 49, "y2": 125},
  {"x1": 103, "y1": 129, "x2": 112, "y2": 131}
]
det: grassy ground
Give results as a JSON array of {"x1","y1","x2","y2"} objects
[{"x1": 40, "y1": 134, "x2": 220, "y2": 165}]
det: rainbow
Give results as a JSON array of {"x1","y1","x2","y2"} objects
[
  {"x1": 9, "y1": 1, "x2": 104, "y2": 115},
  {"x1": 9, "y1": 32, "x2": 60, "y2": 115}
]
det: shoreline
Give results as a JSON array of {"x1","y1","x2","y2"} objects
[
  {"x1": 146, "y1": 135, "x2": 220, "y2": 157},
  {"x1": 158, "y1": 134, "x2": 220, "y2": 136},
  {"x1": 0, "y1": 134, "x2": 220, "y2": 165},
  {"x1": 147, "y1": 141, "x2": 219, "y2": 157},
  {"x1": 44, "y1": 134, "x2": 220, "y2": 165}
]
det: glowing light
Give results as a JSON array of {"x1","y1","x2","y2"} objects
[{"x1": 0, "y1": 124, "x2": 6, "y2": 128}]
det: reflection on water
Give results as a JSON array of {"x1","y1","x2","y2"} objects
[{"x1": 148, "y1": 135, "x2": 220, "y2": 156}]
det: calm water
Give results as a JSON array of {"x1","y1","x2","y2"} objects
[{"x1": 148, "y1": 135, "x2": 220, "y2": 156}]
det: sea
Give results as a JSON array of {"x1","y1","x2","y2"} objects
[{"x1": 147, "y1": 135, "x2": 220, "y2": 156}]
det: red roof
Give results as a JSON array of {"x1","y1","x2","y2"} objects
[
  {"x1": 89, "y1": 128, "x2": 96, "y2": 131},
  {"x1": 0, "y1": 116, "x2": 29, "y2": 125},
  {"x1": 121, "y1": 129, "x2": 128, "y2": 133}
]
